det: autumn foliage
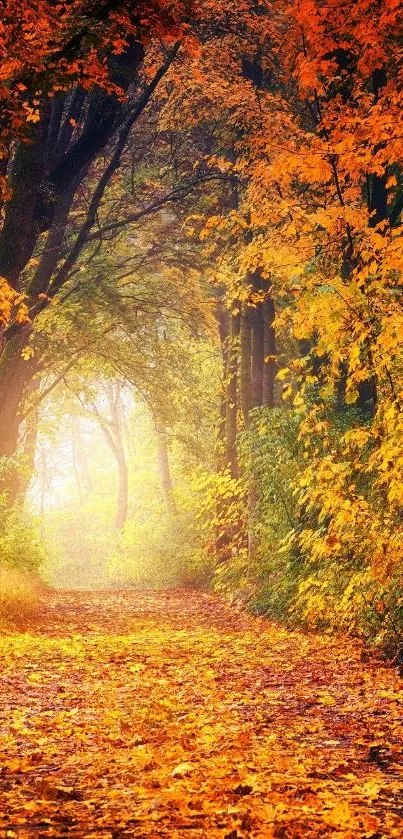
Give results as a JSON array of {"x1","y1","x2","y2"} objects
[
  {"x1": 159, "y1": 0, "x2": 403, "y2": 648},
  {"x1": 2, "y1": 590, "x2": 403, "y2": 838},
  {"x1": 2, "y1": 1, "x2": 403, "y2": 833}
]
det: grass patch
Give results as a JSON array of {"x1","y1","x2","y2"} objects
[{"x1": 0, "y1": 565, "x2": 46, "y2": 627}]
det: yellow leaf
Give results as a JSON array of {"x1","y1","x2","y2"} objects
[
  {"x1": 27, "y1": 672, "x2": 41, "y2": 683},
  {"x1": 171, "y1": 762, "x2": 194, "y2": 778}
]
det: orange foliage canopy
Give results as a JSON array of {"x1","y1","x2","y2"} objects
[
  {"x1": 158, "y1": 0, "x2": 403, "y2": 584},
  {"x1": 0, "y1": 0, "x2": 191, "y2": 324},
  {"x1": 0, "y1": 0, "x2": 186, "y2": 180}
]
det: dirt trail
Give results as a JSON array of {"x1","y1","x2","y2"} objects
[{"x1": 1, "y1": 590, "x2": 403, "y2": 838}]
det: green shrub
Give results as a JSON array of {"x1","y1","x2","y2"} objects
[
  {"x1": 234, "y1": 407, "x2": 304, "y2": 615},
  {"x1": 0, "y1": 498, "x2": 45, "y2": 573}
]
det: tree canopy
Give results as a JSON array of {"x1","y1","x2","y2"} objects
[{"x1": 2, "y1": 2, "x2": 403, "y2": 835}]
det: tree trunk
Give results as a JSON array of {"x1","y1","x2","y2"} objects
[
  {"x1": 28, "y1": 177, "x2": 81, "y2": 304},
  {"x1": 156, "y1": 428, "x2": 176, "y2": 515},
  {"x1": 94, "y1": 383, "x2": 129, "y2": 530},
  {"x1": 108, "y1": 385, "x2": 128, "y2": 530},
  {"x1": 72, "y1": 418, "x2": 92, "y2": 505},
  {"x1": 0, "y1": 43, "x2": 144, "y2": 294},
  {"x1": 0, "y1": 116, "x2": 49, "y2": 286},
  {"x1": 0, "y1": 326, "x2": 38, "y2": 460},
  {"x1": 0, "y1": 48, "x2": 177, "y2": 470},
  {"x1": 249, "y1": 276, "x2": 274, "y2": 567},
  {"x1": 357, "y1": 377, "x2": 377, "y2": 416},
  {"x1": 263, "y1": 296, "x2": 276, "y2": 408},
  {"x1": 240, "y1": 303, "x2": 252, "y2": 427},
  {"x1": 0, "y1": 180, "x2": 80, "y2": 470},
  {"x1": 216, "y1": 302, "x2": 230, "y2": 469},
  {"x1": 225, "y1": 311, "x2": 240, "y2": 478},
  {"x1": 251, "y1": 302, "x2": 264, "y2": 409},
  {"x1": 18, "y1": 400, "x2": 39, "y2": 500}
]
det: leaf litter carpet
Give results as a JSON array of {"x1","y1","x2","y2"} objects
[{"x1": 1, "y1": 590, "x2": 403, "y2": 838}]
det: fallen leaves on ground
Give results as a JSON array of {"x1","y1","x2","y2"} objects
[{"x1": 1, "y1": 590, "x2": 403, "y2": 837}]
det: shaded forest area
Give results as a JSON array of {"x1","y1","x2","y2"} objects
[{"x1": 1, "y1": 0, "x2": 403, "y2": 660}]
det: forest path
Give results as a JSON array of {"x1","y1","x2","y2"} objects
[{"x1": 1, "y1": 590, "x2": 403, "y2": 838}]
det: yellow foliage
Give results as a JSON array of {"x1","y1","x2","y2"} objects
[{"x1": 0, "y1": 277, "x2": 29, "y2": 326}]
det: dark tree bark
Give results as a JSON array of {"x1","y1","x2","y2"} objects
[
  {"x1": 368, "y1": 68, "x2": 388, "y2": 230},
  {"x1": 251, "y1": 302, "x2": 264, "y2": 408},
  {"x1": 248, "y1": 270, "x2": 264, "y2": 409},
  {"x1": 354, "y1": 70, "x2": 388, "y2": 414},
  {"x1": 240, "y1": 302, "x2": 252, "y2": 426},
  {"x1": 213, "y1": 302, "x2": 236, "y2": 562},
  {"x1": 0, "y1": 114, "x2": 50, "y2": 286},
  {"x1": 216, "y1": 302, "x2": 230, "y2": 469},
  {"x1": 263, "y1": 296, "x2": 276, "y2": 408},
  {"x1": 225, "y1": 311, "x2": 240, "y2": 478},
  {"x1": 0, "y1": 327, "x2": 38, "y2": 460},
  {"x1": 0, "y1": 183, "x2": 77, "y2": 461},
  {"x1": 27, "y1": 175, "x2": 83, "y2": 305},
  {"x1": 0, "y1": 42, "x2": 145, "y2": 283}
]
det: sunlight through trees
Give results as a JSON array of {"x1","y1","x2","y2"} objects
[{"x1": 1, "y1": 2, "x2": 403, "y2": 834}]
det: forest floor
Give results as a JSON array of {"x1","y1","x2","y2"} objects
[{"x1": 1, "y1": 592, "x2": 403, "y2": 838}]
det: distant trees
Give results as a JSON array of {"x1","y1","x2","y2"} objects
[
  {"x1": 0, "y1": 0, "x2": 244, "y2": 493},
  {"x1": 2, "y1": 0, "x2": 403, "y2": 648},
  {"x1": 0, "y1": 39, "x2": 181, "y2": 471}
]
